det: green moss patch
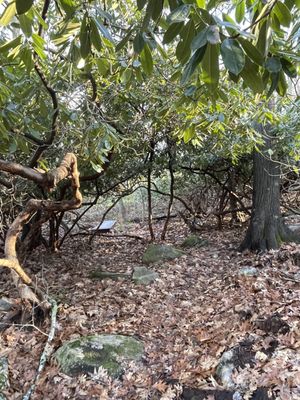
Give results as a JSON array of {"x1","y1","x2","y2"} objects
[
  {"x1": 142, "y1": 244, "x2": 183, "y2": 264},
  {"x1": 54, "y1": 334, "x2": 144, "y2": 378}
]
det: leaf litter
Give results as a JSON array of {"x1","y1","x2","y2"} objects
[{"x1": 0, "y1": 219, "x2": 300, "y2": 399}]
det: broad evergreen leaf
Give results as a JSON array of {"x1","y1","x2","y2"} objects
[
  {"x1": 140, "y1": 44, "x2": 153, "y2": 75},
  {"x1": 238, "y1": 38, "x2": 264, "y2": 66},
  {"x1": 221, "y1": 39, "x2": 245, "y2": 75},
  {"x1": 191, "y1": 27, "x2": 208, "y2": 50},
  {"x1": 16, "y1": 0, "x2": 34, "y2": 15},
  {"x1": 281, "y1": 58, "x2": 297, "y2": 78},
  {"x1": 235, "y1": 0, "x2": 245, "y2": 23},
  {"x1": 273, "y1": 1, "x2": 292, "y2": 27},
  {"x1": 277, "y1": 70, "x2": 288, "y2": 96},
  {"x1": 90, "y1": 19, "x2": 102, "y2": 51},
  {"x1": 167, "y1": 4, "x2": 190, "y2": 24},
  {"x1": 115, "y1": 28, "x2": 133, "y2": 51},
  {"x1": 181, "y1": 45, "x2": 207, "y2": 84},
  {"x1": 240, "y1": 57, "x2": 264, "y2": 93},
  {"x1": 19, "y1": 13, "x2": 33, "y2": 37},
  {"x1": 267, "y1": 72, "x2": 279, "y2": 97},
  {"x1": 176, "y1": 20, "x2": 195, "y2": 64},
  {"x1": 152, "y1": 0, "x2": 163, "y2": 21},
  {"x1": 0, "y1": 36, "x2": 22, "y2": 53},
  {"x1": 163, "y1": 22, "x2": 184, "y2": 44},
  {"x1": 133, "y1": 32, "x2": 145, "y2": 53},
  {"x1": 202, "y1": 43, "x2": 219, "y2": 89},
  {"x1": 137, "y1": 0, "x2": 147, "y2": 10},
  {"x1": 0, "y1": 2, "x2": 16, "y2": 26},
  {"x1": 58, "y1": 0, "x2": 77, "y2": 17},
  {"x1": 79, "y1": 15, "x2": 91, "y2": 59}
]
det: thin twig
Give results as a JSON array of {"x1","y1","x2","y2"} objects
[{"x1": 22, "y1": 298, "x2": 58, "y2": 400}]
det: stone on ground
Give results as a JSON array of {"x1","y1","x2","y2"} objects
[
  {"x1": 132, "y1": 266, "x2": 158, "y2": 285},
  {"x1": 181, "y1": 235, "x2": 207, "y2": 248},
  {"x1": 54, "y1": 334, "x2": 144, "y2": 378},
  {"x1": 0, "y1": 357, "x2": 9, "y2": 400},
  {"x1": 142, "y1": 244, "x2": 183, "y2": 264},
  {"x1": 89, "y1": 270, "x2": 130, "y2": 280},
  {"x1": 239, "y1": 266, "x2": 259, "y2": 277}
]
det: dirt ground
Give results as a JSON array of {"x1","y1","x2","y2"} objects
[{"x1": 1, "y1": 219, "x2": 300, "y2": 399}]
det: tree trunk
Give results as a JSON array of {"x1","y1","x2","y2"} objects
[{"x1": 240, "y1": 134, "x2": 295, "y2": 252}]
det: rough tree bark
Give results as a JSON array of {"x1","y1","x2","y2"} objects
[
  {"x1": 0, "y1": 153, "x2": 82, "y2": 311},
  {"x1": 240, "y1": 132, "x2": 296, "y2": 252}
]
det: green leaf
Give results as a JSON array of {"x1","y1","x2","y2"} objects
[
  {"x1": 152, "y1": 0, "x2": 163, "y2": 21},
  {"x1": 176, "y1": 20, "x2": 195, "y2": 64},
  {"x1": 207, "y1": 25, "x2": 220, "y2": 44},
  {"x1": 256, "y1": 19, "x2": 268, "y2": 58},
  {"x1": 181, "y1": 45, "x2": 207, "y2": 84},
  {"x1": 267, "y1": 72, "x2": 279, "y2": 97},
  {"x1": 235, "y1": 0, "x2": 245, "y2": 23},
  {"x1": 142, "y1": 0, "x2": 155, "y2": 30},
  {"x1": 281, "y1": 58, "x2": 297, "y2": 78},
  {"x1": 0, "y1": 1, "x2": 16, "y2": 26},
  {"x1": 94, "y1": 19, "x2": 114, "y2": 42},
  {"x1": 0, "y1": 35, "x2": 22, "y2": 53},
  {"x1": 265, "y1": 57, "x2": 282, "y2": 73},
  {"x1": 277, "y1": 70, "x2": 287, "y2": 96},
  {"x1": 20, "y1": 46, "x2": 33, "y2": 72},
  {"x1": 137, "y1": 0, "x2": 147, "y2": 10},
  {"x1": 273, "y1": 1, "x2": 291, "y2": 27},
  {"x1": 238, "y1": 38, "x2": 264, "y2": 65},
  {"x1": 19, "y1": 13, "x2": 32, "y2": 37},
  {"x1": 16, "y1": 0, "x2": 33, "y2": 15},
  {"x1": 32, "y1": 33, "x2": 46, "y2": 59},
  {"x1": 167, "y1": 4, "x2": 190, "y2": 23},
  {"x1": 140, "y1": 44, "x2": 153, "y2": 75},
  {"x1": 240, "y1": 57, "x2": 264, "y2": 93},
  {"x1": 191, "y1": 27, "x2": 208, "y2": 50},
  {"x1": 79, "y1": 15, "x2": 91, "y2": 59},
  {"x1": 58, "y1": 0, "x2": 76, "y2": 17},
  {"x1": 133, "y1": 32, "x2": 145, "y2": 53},
  {"x1": 163, "y1": 21, "x2": 184, "y2": 44},
  {"x1": 90, "y1": 18, "x2": 102, "y2": 51},
  {"x1": 96, "y1": 59, "x2": 110, "y2": 76},
  {"x1": 115, "y1": 28, "x2": 132, "y2": 51},
  {"x1": 221, "y1": 38, "x2": 245, "y2": 75},
  {"x1": 202, "y1": 43, "x2": 219, "y2": 89}
]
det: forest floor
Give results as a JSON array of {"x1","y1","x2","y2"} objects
[{"x1": 1, "y1": 218, "x2": 300, "y2": 400}]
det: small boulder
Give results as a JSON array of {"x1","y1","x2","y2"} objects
[
  {"x1": 0, "y1": 357, "x2": 9, "y2": 400},
  {"x1": 239, "y1": 267, "x2": 259, "y2": 277},
  {"x1": 132, "y1": 266, "x2": 158, "y2": 285},
  {"x1": 142, "y1": 244, "x2": 183, "y2": 264},
  {"x1": 54, "y1": 334, "x2": 144, "y2": 378},
  {"x1": 181, "y1": 235, "x2": 207, "y2": 248},
  {"x1": 89, "y1": 271, "x2": 130, "y2": 281}
]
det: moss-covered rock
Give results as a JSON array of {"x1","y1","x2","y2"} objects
[
  {"x1": 0, "y1": 357, "x2": 9, "y2": 400},
  {"x1": 132, "y1": 266, "x2": 158, "y2": 285},
  {"x1": 89, "y1": 271, "x2": 130, "y2": 280},
  {"x1": 54, "y1": 334, "x2": 144, "y2": 378},
  {"x1": 142, "y1": 244, "x2": 183, "y2": 264},
  {"x1": 181, "y1": 235, "x2": 208, "y2": 248}
]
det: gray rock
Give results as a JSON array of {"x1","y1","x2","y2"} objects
[
  {"x1": 132, "y1": 266, "x2": 158, "y2": 285},
  {"x1": 89, "y1": 271, "x2": 130, "y2": 280},
  {"x1": 181, "y1": 235, "x2": 207, "y2": 248},
  {"x1": 0, "y1": 357, "x2": 9, "y2": 399},
  {"x1": 142, "y1": 244, "x2": 183, "y2": 264},
  {"x1": 216, "y1": 349, "x2": 236, "y2": 388},
  {"x1": 54, "y1": 334, "x2": 144, "y2": 378},
  {"x1": 0, "y1": 298, "x2": 13, "y2": 312},
  {"x1": 239, "y1": 267, "x2": 259, "y2": 277}
]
